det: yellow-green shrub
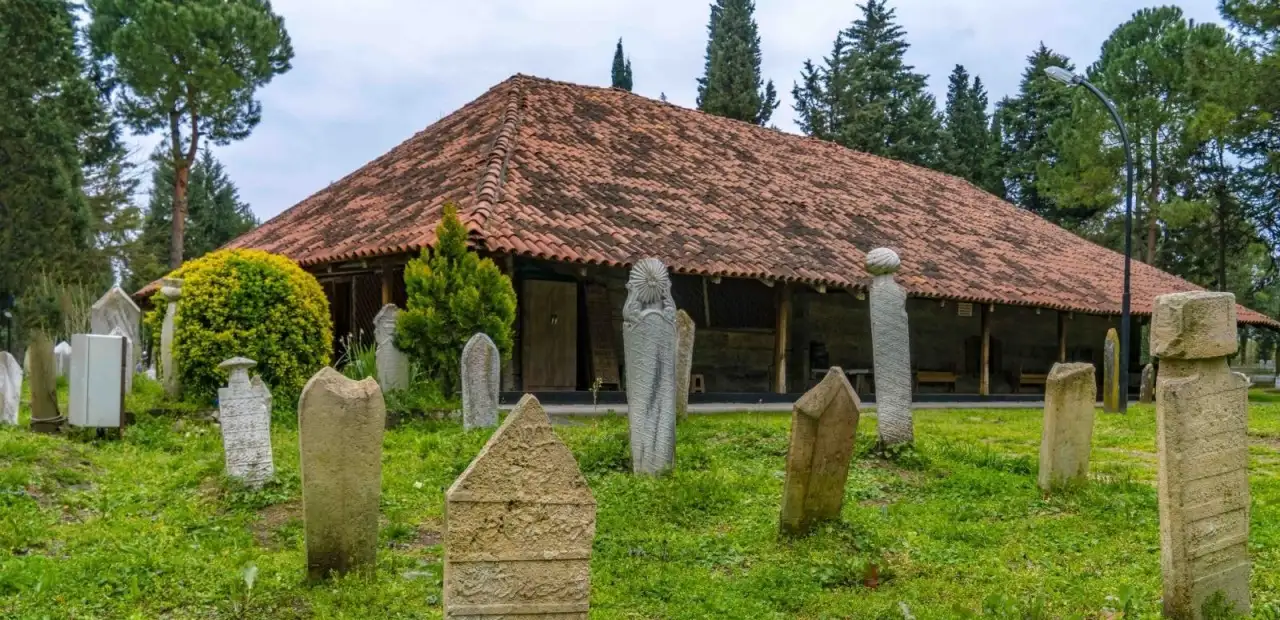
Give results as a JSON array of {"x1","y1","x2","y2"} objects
[{"x1": 145, "y1": 249, "x2": 331, "y2": 402}]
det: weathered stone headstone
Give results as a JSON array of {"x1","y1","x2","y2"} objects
[
  {"x1": 91, "y1": 286, "x2": 141, "y2": 366},
  {"x1": 373, "y1": 304, "x2": 409, "y2": 392},
  {"x1": 1103, "y1": 327, "x2": 1121, "y2": 412},
  {"x1": 867, "y1": 247, "x2": 913, "y2": 446},
  {"x1": 160, "y1": 278, "x2": 183, "y2": 400},
  {"x1": 299, "y1": 367, "x2": 386, "y2": 582},
  {"x1": 27, "y1": 333, "x2": 60, "y2": 433},
  {"x1": 217, "y1": 357, "x2": 274, "y2": 488},
  {"x1": 445, "y1": 394, "x2": 596, "y2": 619},
  {"x1": 1139, "y1": 363, "x2": 1156, "y2": 404},
  {"x1": 675, "y1": 310, "x2": 695, "y2": 417},
  {"x1": 460, "y1": 332, "x2": 500, "y2": 430},
  {"x1": 251, "y1": 375, "x2": 272, "y2": 414},
  {"x1": 0, "y1": 351, "x2": 22, "y2": 425},
  {"x1": 779, "y1": 367, "x2": 861, "y2": 537},
  {"x1": 622, "y1": 258, "x2": 678, "y2": 475},
  {"x1": 108, "y1": 327, "x2": 134, "y2": 395},
  {"x1": 1038, "y1": 363, "x2": 1096, "y2": 491},
  {"x1": 54, "y1": 341, "x2": 72, "y2": 379},
  {"x1": 1152, "y1": 291, "x2": 1251, "y2": 619}
]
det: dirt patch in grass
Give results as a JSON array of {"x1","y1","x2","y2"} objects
[
  {"x1": 1249, "y1": 433, "x2": 1280, "y2": 449},
  {"x1": 251, "y1": 501, "x2": 300, "y2": 548}
]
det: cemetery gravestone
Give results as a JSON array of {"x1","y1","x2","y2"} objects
[
  {"x1": 109, "y1": 327, "x2": 133, "y2": 394},
  {"x1": 28, "y1": 333, "x2": 60, "y2": 433},
  {"x1": 779, "y1": 368, "x2": 861, "y2": 537},
  {"x1": 675, "y1": 310, "x2": 695, "y2": 417},
  {"x1": 867, "y1": 247, "x2": 913, "y2": 446},
  {"x1": 460, "y1": 332, "x2": 500, "y2": 430},
  {"x1": 160, "y1": 278, "x2": 183, "y2": 399},
  {"x1": 1038, "y1": 362, "x2": 1096, "y2": 491},
  {"x1": 299, "y1": 367, "x2": 386, "y2": 582},
  {"x1": 0, "y1": 351, "x2": 22, "y2": 425},
  {"x1": 91, "y1": 286, "x2": 141, "y2": 366},
  {"x1": 1103, "y1": 328, "x2": 1120, "y2": 413},
  {"x1": 217, "y1": 357, "x2": 274, "y2": 488},
  {"x1": 622, "y1": 258, "x2": 678, "y2": 474},
  {"x1": 252, "y1": 375, "x2": 272, "y2": 413},
  {"x1": 373, "y1": 304, "x2": 409, "y2": 392},
  {"x1": 54, "y1": 341, "x2": 72, "y2": 379},
  {"x1": 444, "y1": 394, "x2": 596, "y2": 619},
  {"x1": 1140, "y1": 363, "x2": 1155, "y2": 404},
  {"x1": 1152, "y1": 291, "x2": 1251, "y2": 619}
]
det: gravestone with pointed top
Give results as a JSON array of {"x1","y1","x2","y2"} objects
[
  {"x1": 373, "y1": 304, "x2": 409, "y2": 392},
  {"x1": 1103, "y1": 328, "x2": 1121, "y2": 412},
  {"x1": 217, "y1": 357, "x2": 274, "y2": 487},
  {"x1": 160, "y1": 278, "x2": 183, "y2": 399},
  {"x1": 1152, "y1": 291, "x2": 1251, "y2": 619},
  {"x1": 91, "y1": 286, "x2": 141, "y2": 366},
  {"x1": 675, "y1": 310, "x2": 695, "y2": 417},
  {"x1": 1139, "y1": 363, "x2": 1155, "y2": 404},
  {"x1": 779, "y1": 367, "x2": 861, "y2": 536},
  {"x1": 622, "y1": 258, "x2": 678, "y2": 474},
  {"x1": 445, "y1": 394, "x2": 596, "y2": 619},
  {"x1": 299, "y1": 367, "x2": 385, "y2": 582},
  {"x1": 1038, "y1": 363, "x2": 1096, "y2": 491},
  {"x1": 461, "y1": 333, "x2": 500, "y2": 430},
  {"x1": 54, "y1": 341, "x2": 71, "y2": 379},
  {"x1": 0, "y1": 351, "x2": 22, "y2": 425},
  {"x1": 867, "y1": 248, "x2": 913, "y2": 446}
]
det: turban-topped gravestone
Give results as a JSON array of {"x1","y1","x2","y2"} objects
[
  {"x1": 622, "y1": 258, "x2": 678, "y2": 475},
  {"x1": 160, "y1": 278, "x2": 183, "y2": 399},
  {"x1": 866, "y1": 248, "x2": 913, "y2": 446},
  {"x1": 217, "y1": 357, "x2": 274, "y2": 487}
]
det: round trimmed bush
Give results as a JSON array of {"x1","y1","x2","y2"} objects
[{"x1": 146, "y1": 249, "x2": 331, "y2": 402}]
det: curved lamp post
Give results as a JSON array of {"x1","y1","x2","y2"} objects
[{"x1": 1045, "y1": 66, "x2": 1134, "y2": 413}]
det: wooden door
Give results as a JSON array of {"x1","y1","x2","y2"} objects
[{"x1": 522, "y1": 280, "x2": 578, "y2": 391}]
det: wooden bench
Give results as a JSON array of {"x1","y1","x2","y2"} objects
[
  {"x1": 1016, "y1": 365, "x2": 1049, "y2": 392},
  {"x1": 914, "y1": 370, "x2": 959, "y2": 393}
]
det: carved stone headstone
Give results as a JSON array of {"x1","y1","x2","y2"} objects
[
  {"x1": 675, "y1": 310, "x2": 695, "y2": 417},
  {"x1": 91, "y1": 286, "x2": 141, "y2": 367},
  {"x1": 1103, "y1": 327, "x2": 1120, "y2": 413},
  {"x1": 1038, "y1": 363, "x2": 1096, "y2": 491},
  {"x1": 160, "y1": 278, "x2": 183, "y2": 399},
  {"x1": 867, "y1": 248, "x2": 913, "y2": 446},
  {"x1": 108, "y1": 327, "x2": 134, "y2": 395},
  {"x1": 1152, "y1": 291, "x2": 1250, "y2": 619},
  {"x1": 299, "y1": 367, "x2": 386, "y2": 582},
  {"x1": 373, "y1": 304, "x2": 409, "y2": 392},
  {"x1": 461, "y1": 332, "x2": 500, "y2": 430},
  {"x1": 54, "y1": 341, "x2": 72, "y2": 379},
  {"x1": 445, "y1": 394, "x2": 596, "y2": 619},
  {"x1": 779, "y1": 368, "x2": 861, "y2": 537},
  {"x1": 251, "y1": 375, "x2": 272, "y2": 414},
  {"x1": 1139, "y1": 363, "x2": 1156, "y2": 404},
  {"x1": 622, "y1": 258, "x2": 678, "y2": 475},
  {"x1": 217, "y1": 357, "x2": 274, "y2": 488},
  {"x1": 27, "y1": 333, "x2": 60, "y2": 433},
  {"x1": 0, "y1": 351, "x2": 22, "y2": 425}
]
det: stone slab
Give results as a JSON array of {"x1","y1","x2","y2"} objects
[
  {"x1": 1151, "y1": 292, "x2": 1238, "y2": 361},
  {"x1": 218, "y1": 357, "x2": 274, "y2": 487},
  {"x1": 1140, "y1": 363, "x2": 1155, "y2": 404},
  {"x1": 91, "y1": 286, "x2": 141, "y2": 367},
  {"x1": 373, "y1": 304, "x2": 409, "y2": 392},
  {"x1": 622, "y1": 258, "x2": 677, "y2": 474},
  {"x1": 0, "y1": 351, "x2": 22, "y2": 425},
  {"x1": 461, "y1": 333, "x2": 500, "y2": 430},
  {"x1": 779, "y1": 367, "x2": 861, "y2": 536},
  {"x1": 675, "y1": 310, "x2": 695, "y2": 418},
  {"x1": 1038, "y1": 362, "x2": 1096, "y2": 491},
  {"x1": 1103, "y1": 328, "x2": 1120, "y2": 413}
]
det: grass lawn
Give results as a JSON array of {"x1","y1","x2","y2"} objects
[{"x1": 3, "y1": 379, "x2": 1280, "y2": 619}]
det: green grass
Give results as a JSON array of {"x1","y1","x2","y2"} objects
[{"x1": 3, "y1": 380, "x2": 1280, "y2": 618}]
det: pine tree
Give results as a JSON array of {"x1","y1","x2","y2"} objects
[
  {"x1": 611, "y1": 38, "x2": 633, "y2": 91},
  {"x1": 696, "y1": 0, "x2": 778, "y2": 125},
  {"x1": 941, "y1": 65, "x2": 995, "y2": 187}
]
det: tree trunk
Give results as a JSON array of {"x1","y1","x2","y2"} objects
[
  {"x1": 1215, "y1": 143, "x2": 1228, "y2": 292},
  {"x1": 1145, "y1": 129, "x2": 1158, "y2": 265},
  {"x1": 169, "y1": 160, "x2": 189, "y2": 269}
]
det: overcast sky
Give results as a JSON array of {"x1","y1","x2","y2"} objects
[{"x1": 131, "y1": 0, "x2": 1225, "y2": 222}]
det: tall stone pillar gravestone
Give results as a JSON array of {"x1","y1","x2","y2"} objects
[
  {"x1": 373, "y1": 304, "x2": 409, "y2": 392},
  {"x1": 779, "y1": 367, "x2": 861, "y2": 537},
  {"x1": 867, "y1": 248, "x2": 913, "y2": 446},
  {"x1": 445, "y1": 394, "x2": 596, "y2": 619},
  {"x1": 1103, "y1": 327, "x2": 1121, "y2": 413},
  {"x1": 0, "y1": 351, "x2": 22, "y2": 425},
  {"x1": 675, "y1": 310, "x2": 695, "y2": 418},
  {"x1": 1038, "y1": 363, "x2": 1096, "y2": 491},
  {"x1": 461, "y1": 332, "x2": 500, "y2": 430},
  {"x1": 1140, "y1": 363, "x2": 1156, "y2": 404},
  {"x1": 160, "y1": 278, "x2": 183, "y2": 400},
  {"x1": 91, "y1": 286, "x2": 141, "y2": 370},
  {"x1": 622, "y1": 258, "x2": 678, "y2": 474},
  {"x1": 217, "y1": 357, "x2": 274, "y2": 487},
  {"x1": 299, "y1": 367, "x2": 386, "y2": 582},
  {"x1": 1152, "y1": 291, "x2": 1250, "y2": 619}
]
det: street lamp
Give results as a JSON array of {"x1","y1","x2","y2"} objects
[{"x1": 1045, "y1": 66, "x2": 1135, "y2": 413}]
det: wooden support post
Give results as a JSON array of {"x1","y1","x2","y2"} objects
[
  {"x1": 980, "y1": 304, "x2": 991, "y2": 396},
  {"x1": 1054, "y1": 310, "x2": 1064, "y2": 363},
  {"x1": 702, "y1": 277, "x2": 712, "y2": 327},
  {"x1": 773, "y1": 284, "x2": 791, "y2": 394},
  {"x1": 380, "y1": 262, "x2": 393, "y2": 305}
]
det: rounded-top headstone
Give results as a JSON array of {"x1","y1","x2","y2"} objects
[
  {"x1": 865, "y1": 248, "x2": 901, "y2": 275},
  {"x1": 1151, "y1": 291, "x2": 1237, "y2": 360}
]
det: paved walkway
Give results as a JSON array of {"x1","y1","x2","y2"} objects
[{"x1": 539, "y1": 400, "x2": 1047, "y2": 416}]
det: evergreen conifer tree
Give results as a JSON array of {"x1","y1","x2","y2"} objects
[
  {"x1": 696, "y1": 0, "x2": 778, "y2": 124},
  {"x1": 611, "y1": 38, "x2": 633, "y2": 91}
]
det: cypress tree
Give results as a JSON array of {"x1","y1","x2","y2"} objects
[
  {"x1": 941, "y1": 65, "x2": 998, "y2": 191},
  {"x1": 611, "y1": 38, "x2": 633, "y2": 91},
  {"x1": 696, "y1": 0, "x2": 778, "y2": 125}
]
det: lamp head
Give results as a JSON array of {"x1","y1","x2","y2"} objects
[{"x1": 1045, "y1": 66, "x2": 1080, "y2": 86}]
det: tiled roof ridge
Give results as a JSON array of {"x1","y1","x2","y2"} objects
[{"x1": 462, "y1": 76, "x2": 527, "y2": 244}]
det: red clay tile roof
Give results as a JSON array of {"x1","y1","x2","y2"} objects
[{"x1": 224, "y1": 74, "x2": 1275, "y2": 327}]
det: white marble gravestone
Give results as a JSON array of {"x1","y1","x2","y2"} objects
[
  {"x1": 0, "y1": 351, "x2": 22, "y2": 425},
  {"x1": 91, "y1": 286, "x2": 141, "y2": 366},
  {"x1": 461, "y1": 333, "x2": 500, "y2": 430},
  {"x1": 217, "y1": 357, "x2": 274, "y2": 487},
  {"x1": 373, "y1": 304, "x2": 409, "y2": 392},
  {"x1": 622, "y1": 258, "x2": 678, "y2": 475},
  {"x1": 160, "y1": 278, "x2": 183, "y2": 399},
  {"x1": 54, "y1": 341, "x2": 72, "y2": 379},
  {"x1": 867, "y1": 248, "x2": 913, "y2": 446}
]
